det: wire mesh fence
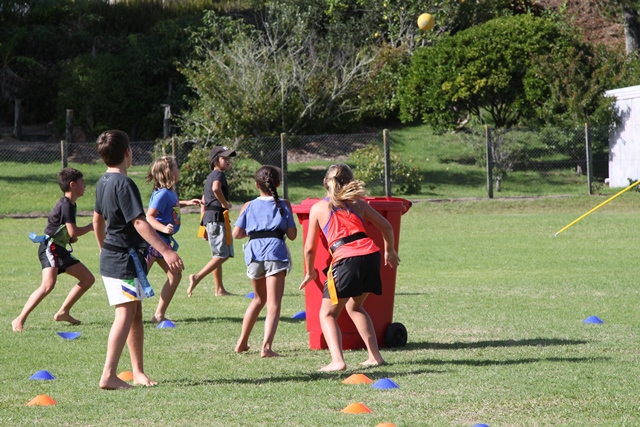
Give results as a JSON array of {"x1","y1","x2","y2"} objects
[{"x1": 0, "y1": 126, "x2": 614, "y2": 215}]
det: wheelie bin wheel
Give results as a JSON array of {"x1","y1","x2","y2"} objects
[{"x1": 384, "y1": 322, "x2": 407, "y2": 347}]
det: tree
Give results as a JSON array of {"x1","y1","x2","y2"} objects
[
  {"x1": 179, "y1": 9, "x2": 377, "y2": 143},
  {"x1": 397, "y1": 14, "x2": 595, "y2": 132}
]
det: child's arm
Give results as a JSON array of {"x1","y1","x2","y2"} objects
[
  {"x1": 179, "y1": 198, "x2": 202, "y2": 207},
  {"x1": 146, "y1": 207, "x2": 174, "y2": 235},
  {"x1": 66, "y1": 221, "x2": 94, "y2": 241},
  {"x1": 132, "y1": 215, "x2": 184, "y2": 273},
  {"x1": 212, "y1": 180, "x2": 232, "y2": 210},
  {"x1": 299, "y1": 206, "x2": 320, "y2": 290},
  {"x1": 360, "y1": 201, "x2": 400, "y2": 268},
  {"x1": 283, "y1": 200, "x2": 298, "y2": 241},
  {"x1": 93, "y1": 212, "x2": 106, "y2": 249},
  {"x1": 232, "y1": 201, "x2": 250, "y2": 239}
]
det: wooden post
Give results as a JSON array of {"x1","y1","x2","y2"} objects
[
  {"x1": 65, "y1": 109, "x2": 73, "y2": 144},
  {"x1": 13, "y1": 99, "x2": 22, "y2": 140},
  {"x1": 61, "y1": 140, "x2": 67, "y2": 169},
  {"x1": 383, "y1": 129, "x2": 391, "y2": 197},
  {"x1": 485, "y1": 125, "x2": 493, "y2": 199},
  {"x1": 585, "y1": 122, "x2": 593, "y2": 195},
  {"x1": 280, "y1": 133, "x2": 288, "y2": 200},
  {"x1": 162, "y1": 104, "x2": 171, "y2": 139}
]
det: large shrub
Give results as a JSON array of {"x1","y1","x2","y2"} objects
[{"x1": 350, "y1": 145, "x2": 421, "y2": 195}]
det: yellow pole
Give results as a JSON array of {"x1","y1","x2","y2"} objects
[{"x1": 555, "y1": 180, "x2": 640, "y2": 237}]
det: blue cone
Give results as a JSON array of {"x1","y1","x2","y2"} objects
[
  {"x1": 29, "y1": 370, "x2": 56, "y2": 380},
  {"x1": 371, "y1": 378, "x2": 399, "y2": 389},
  {"x1": 156, "y1": 320, "x2": 175, "y2": 329},
  {"x1": 473, "y1": 424, "x2": 490, "y2": 427},
  {"x1": 291, "y1": 310, "x2": 306, "y2": 320},
  {"x1": 57, "y1": 332, "x2": 81, "y2": 340},
  {"x1": 583, "y1": 316, "x2": 604, "y2": 324},
  {"x1": 245, "y1": 292, "x2": 255, "y2": 299}
]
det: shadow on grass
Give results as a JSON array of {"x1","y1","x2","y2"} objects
[
  {"x1": 165, "y1": 367, "x2": 442, "y2": 387},
  {"x1": 403, "y1": 337, "x2": 588, "y2": 350},
  {"x1": 171, "y1": 316, "x2": 243, "y2": 324},
  {"x1": 400, "y1": 356, "x2": 608, "y2": 368}
]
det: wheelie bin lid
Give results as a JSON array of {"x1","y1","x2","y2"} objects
[{"x1": 292, "y1": 197, "x2": 412, "y2": 215}]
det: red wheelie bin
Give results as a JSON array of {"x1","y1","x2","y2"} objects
[{"x1": 292, "y1": 197, "x2": 412, "y2": 350}]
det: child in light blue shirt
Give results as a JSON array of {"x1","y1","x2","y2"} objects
[{"x1": 232, "y1": 165, "x2": 297, "y2": 357}]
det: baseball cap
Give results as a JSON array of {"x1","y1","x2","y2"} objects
[{"x1": 209, "y1": 146, "x2": 236, "y2": 166}]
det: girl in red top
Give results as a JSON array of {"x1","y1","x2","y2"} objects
[{"x1": 299, "y1": 164, "x2": 400, "y2": 372}]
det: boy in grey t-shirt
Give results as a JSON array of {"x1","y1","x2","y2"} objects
[{"x1": 93, "y1": 130, "x2": 184, "y2": 390}]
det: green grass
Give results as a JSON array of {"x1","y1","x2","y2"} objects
[{"x1": 2, "y1": 195, "x2": 640, "y2": 426}]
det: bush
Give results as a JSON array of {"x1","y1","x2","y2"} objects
[{"x1": 350, "y1": 145, "x2": 421, "y2": 195}]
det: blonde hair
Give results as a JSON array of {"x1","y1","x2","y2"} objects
[
  {"x1": 324, "y1": 163, "x2": 367, "y2": 209},
  {"x1": 146, "y1": 156, "x2": 178, "y2": 191}
]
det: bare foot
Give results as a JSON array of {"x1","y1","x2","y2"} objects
[
  {"x1": 187, "y1": 274, "x2": 198, "y2": 297},
  {"x1": 215, "y1": 289, "x2": 232, "y2": 296},
  {"x1": 261, "y1": 349, "x2": 281, "y2": 358},
  {"x1": 100, "y1": 375, "x2": 133, "y2": 390},
  {"x1": 360, "y1": 358, "x2": 385, "y2": 367},
  {"x1": 319, "y1": 362, "x2": 347, "y2": 372},
  {"x1": 54, "y1": 312, "x2": 81, "y2": 325},
  {"x1": 235, "y1": 344, "x2": 250, "y2": 353},
  {"x1": 11, "y1": 318, "x2": 23, "y2": 332},
  {"x1": 133, "y1": 373, "x2": 158, "y2": 387},
  {"x1": 150, "y1": 315, "x2": 166, "y2": 324}
]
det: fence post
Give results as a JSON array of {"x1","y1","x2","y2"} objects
[
  {"x1": 383, "y1": 129, "x2": 391, "y2": 197},
  {"x1": 65, "y1": 109, "x2": 73, "y2": 144},
  {"x1": 63, "y1": 109, "x2": 73, "y2": 168},
  {"x1": 485, "y1": 125, "x2": 493, "y2": 199},
  {"x1": 60, "y1": 140, "x2": 67, "y2": 169},
  {"x1": 280, "y1": 133, "x2": 288, "y2": 200},
  {"x1": 162, "y1": 104, "x2": 171, "y2": 139},
  {"x1": 585, "y1": 122, "x2": 593, "y2": 195},
  {"x1": 13, "y1": 99, "x2": 22, "y2": 140}
]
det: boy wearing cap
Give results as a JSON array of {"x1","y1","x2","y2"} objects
[{"x1": 188, "y1": 146, "x2": 236, "y2": 297}]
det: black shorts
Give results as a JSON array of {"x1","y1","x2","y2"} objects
[
  {"x1": 323, "y1": 252, "x2": 382, "y2": 299},
  {"x1": 38, "y1": 242, "x2": 80, "y2": 274}
]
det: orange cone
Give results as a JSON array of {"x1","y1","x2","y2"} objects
[
  {"x1": 26, "y1": 395, "x2": 56, "y2": 406},
  {"x1": 376, "y1": 423, "x2": 397, "y2": 427},
  {"x1": 342, "y1": 373, "x2": 373, "y2": 384},
  {"x1": 341, "y1": 402, "x2": 372, "y2": 413},
  {"x1": 117, "y1": 371, "x2": 133, "y2": 381}
]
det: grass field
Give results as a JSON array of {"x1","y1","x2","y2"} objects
[{"x1": 2, "y1": 195, "x2": 640, "y2": 426}]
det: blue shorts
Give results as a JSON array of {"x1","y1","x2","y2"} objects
[{"x1": 323, "y1": 252, "x2": 382, "y2": 299}]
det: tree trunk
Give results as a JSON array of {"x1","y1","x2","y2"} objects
[{"x1": 624, "y1": 6, "x2": 640, "y2": 54}]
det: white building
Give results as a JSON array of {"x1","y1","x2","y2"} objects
[{"x1": 605, "y1": 84, "x2": 640, "y2": 187}]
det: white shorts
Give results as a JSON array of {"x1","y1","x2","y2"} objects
[
  {"x1": 246, "y1": 260, "x2": 290, "y2": 280},
  {"x1": 206, "y1": 222, "x2": 234, "y2": 259},
  {"x1": 102, "y1": 276, "x2": 147, "y2": 306}
]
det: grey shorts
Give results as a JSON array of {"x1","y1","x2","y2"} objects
[
  {"x1": 246, "y1": 260, "x2": 290, "y2": 280},
  {"x1": 206, "y1": 222, "x2": 234, "y2": 259}
]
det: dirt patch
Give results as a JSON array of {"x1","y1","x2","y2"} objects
[{"x1": 534, "y1": 0, "x2": 624, "y2": 50}]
